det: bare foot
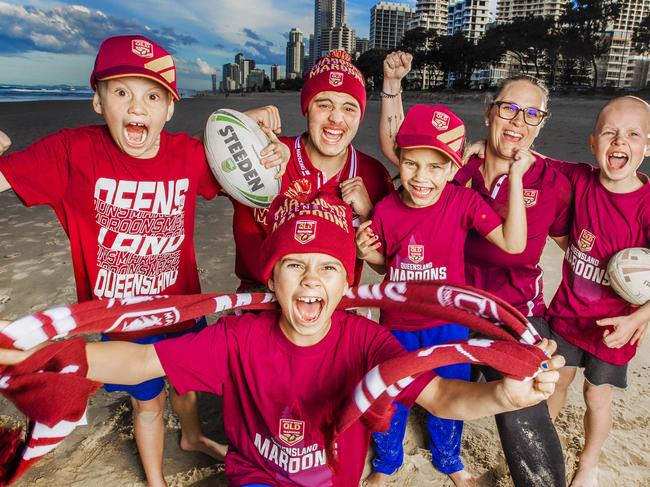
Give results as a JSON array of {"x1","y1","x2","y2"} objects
[
  {"x1": 449, "y1": 469, "x2": 477, "y2": 487},
  {"x1": 180, "y1": 435, "x2": 228, "y2": 461},
  {"x1": 570, "y1": 462, "x2": 598, "y2": 487},
  {"x1": 362, "y1": 472, "x2": 390, "y2": 487}
]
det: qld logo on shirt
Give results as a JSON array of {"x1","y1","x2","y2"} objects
[
  {"x1": 408, "y1": 244, "x2": 424, "y2": 263},
  {"x1": 131, "y1": 39, "x2": 154, "y2": 58},
  {"x1": 278, "y1": 419, "x2": 305, "y2": 446},
  {"x1": 329, "y1": 71, "x2": 344, "y2": 87},
  {"x1": 295, "y1": 220, "x2": 317, "y2": 244},
  {"x1": 432, "y1": 111, "x2": 450, "y2": 131},
  {"x1": 523, "y1": 189, "x2": 539, "y2": 208},
  {"x1": 578, "y1": 229, "x2": 596, "y2": 252}
]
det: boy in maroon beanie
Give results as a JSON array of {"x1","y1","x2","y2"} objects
[
  {"x1": 229, "y1": 49, "x2": 395, "y2": 292},
  {"x1": 1, "y1": 189, "x2": 565, "y2": 486}
]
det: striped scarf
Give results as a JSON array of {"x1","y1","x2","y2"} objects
[{"x1": 0, "y1": 282, "x2": 546, "y2": 485}]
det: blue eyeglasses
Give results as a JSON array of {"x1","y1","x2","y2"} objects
[{"x1": 491, "y1": 101, "x2": 548, "y2": 126}]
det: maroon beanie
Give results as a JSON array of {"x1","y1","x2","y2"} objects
[
  {"x1": 300, "y1": 50, "x2": 366, "y2": 117},
  {"x1": 259, "y1": 188, "x2": 356, "y2": 285},
  {"x1": 91, "y1": 35, "x2": 180, "y2": 101}
]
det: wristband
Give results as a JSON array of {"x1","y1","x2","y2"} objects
[{"x1": 380, "y1": 88, "x2": 402, "y2": 98}]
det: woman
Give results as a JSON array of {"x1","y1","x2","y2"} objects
[{"x1": 373, "y1": 51, "x2": 570, "y2": 487}]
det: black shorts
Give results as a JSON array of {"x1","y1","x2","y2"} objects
[{"x1": 548, "y1": 327, "x2": 628, "y2": 389}]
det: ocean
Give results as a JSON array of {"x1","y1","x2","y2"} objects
[
  {"x1": 0, "y1": 84, "x2": 196, "y2": 102},
  {"x1": 0, "y1": 84, "x2": 95, "y2": 102}
]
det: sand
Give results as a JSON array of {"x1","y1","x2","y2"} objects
[{"x1": 1, "y1": 92, "x2": 649, "y2": 486}]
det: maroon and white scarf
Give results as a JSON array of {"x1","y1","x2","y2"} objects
[{"x1": 0, "y1": 282, "x2": 545, "y2": 485}]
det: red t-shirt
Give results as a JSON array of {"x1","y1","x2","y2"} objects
[
  {"x1": 0, "y1": 126, "x2": 219, "y2": 334},
  {"x1": 231, "y1": 134, "x2": 394, "y2": 290},
  {"x1": 154, "y1": 310, "x2": 431, "y2": 486},
  {"x1": 455, "y1": 155, "x2": 572, "y2": 317},
  {"x1": 371, "y1": 187, "x2": 502, "y2": 329},
  {"x1": 546, "y1": 161, "x2": 650, "y2": 365}
]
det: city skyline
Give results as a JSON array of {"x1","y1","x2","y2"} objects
[{"x1": 0, "y1": 0, "x2": 420, "y2": 91}]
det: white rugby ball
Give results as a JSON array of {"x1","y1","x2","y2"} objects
[
  {"x1": 607, "y1": 247, "x2": 650, "y2": 306},
  {"x1": 204, "y1": 109, "x2": 280, "y2": 208}
]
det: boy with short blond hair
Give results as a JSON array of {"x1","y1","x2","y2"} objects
[
  {"x1": 0, "y1": 34, "x2": 287, "y2": 486},
  {"x1": 546, "y1": 96, "x2": 650, "y2": 487}
]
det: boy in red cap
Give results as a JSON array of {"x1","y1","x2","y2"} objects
[
  {"x1": 230, "y1": 49, "x2": 394, "y2": 292},
  {"x1": 356, "y1": 104, "x2": 533, "y2": 486},
  {"x1": 0, "y1": 189, "x2": 565, "y2": 486},
  {"x1": 0, "y1": 34, "x2": 288, "y2": 486}
]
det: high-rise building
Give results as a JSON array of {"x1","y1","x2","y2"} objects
[
  {"x1": 598, "y1": 0, "x2": 650, "y2": 88},
  {"x1": 355, "y1": 37, "x2": 369, "y2": 59},
  {"x1": 211, "y1": 73, "x2": 217, "y2": 94},
  {"x1": 370, "y1": 2, "x2": 416, "y2": 50},
  {"x1": 270, "y1": 64, "x2": 281, "y2": 82},
  {"x1": 496, "y1": 0, "x2": 565, "y2": 23},
  {"x1": 409, "y1": 0, "x2": 450, "y2": 34},
  {"x1": 319, "y1": 24, "x2": 356, "y2": 56},
  {"x1": 222, "y1": 62, "x2": 240, "y2": 91},
  {"x1": 314, "y1": 0, "x2": 346, "y2": 62},
  {"x1": 247, "y1": 68, "x2": 266, "y2": 90},
  {"x1": 286, "y1": 28, "x2": 306, "y2": 79},
  {"x1": 448, "y1": 0, "x2": 489, "y2": 43}
]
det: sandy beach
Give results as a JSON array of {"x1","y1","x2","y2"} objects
[{"x1": 1, "y1": 91, "x2": 649, "y2": 486}]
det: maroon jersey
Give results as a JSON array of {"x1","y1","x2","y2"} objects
[
  {"x1": 546, "y1": 161, "x2": 650, "y2": 365},
  {"x1": 0, "y1": 126, "x2": 219, "y2": 336},
  {"x1": 231, "y1": 134, "x2": 393, "y2": 290},
  {"x1": 155, "y1": 310, "x2": 430, "y2": 486},
  {"x1": 455, "y1": 154, "x2": 572, "y2": 317},
  {"x1": 371, "y1": 187, "x2": 501, "y2": 329}
]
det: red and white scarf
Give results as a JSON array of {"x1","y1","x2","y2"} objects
[{"x1": 0, "y1": 282, "x2": 545, "y2": 485}]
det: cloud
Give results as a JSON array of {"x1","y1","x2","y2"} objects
[
  {"x1": 243, "y1": 28, "x2": 261, "y2": 41},
  {"x1": 195, "y1": 57, "x2": 216, "y2": 75},
  {"x1": 0, "y1": 2, "x2": 197, "y2": 55}
]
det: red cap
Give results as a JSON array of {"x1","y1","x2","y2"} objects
[
  {"x1": 90, "y1": 35, "x2": 180, "y2": 101},
  {"x1": 259, "y1": 187, "x2": 356, "y2": 285},
  {"x1": 396, "y1": 104, "x2": 466, "y2": 167},
  {"x1": 300, "y1": 50, "x2": 366, "y2": 117}
]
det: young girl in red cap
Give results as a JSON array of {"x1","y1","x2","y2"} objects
[{"x1": 356, "y1": 104, "x2": 533, "y2": 486}]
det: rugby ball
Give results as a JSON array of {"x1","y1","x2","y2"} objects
[
  {"x1": 204, "y1": 109, "x2": 280, "y2": 208},
  {"x1": 607, "y1": 247, "x2": 650, "y2": 306}
]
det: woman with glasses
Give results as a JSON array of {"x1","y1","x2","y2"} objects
[{"x1": 377, "y1": 52, "x2": 571, "y2": 487}]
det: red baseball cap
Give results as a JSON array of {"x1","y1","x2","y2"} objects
[
  {"x1": 90, "y1": 35, "x2": 180, "y2": 101},
  {"x1": 396, "y1": 104, "x2": 466, "y2": 167}
]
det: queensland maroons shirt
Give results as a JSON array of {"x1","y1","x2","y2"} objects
[
  {"x1": 0, "y1": 126, "x2": 219, "y2": 334},
  {"x1": 546, "y1": 161, "x2": 650, "y2": 365},
  {"x1": 371, "y1": 187, "x2": 502, "y2": 330},
  {"x1": 231, "y1": 134, "x2": 394, "y2": 290},
  {"x1": 456, "y1": 155, "x2": 572, "y2": 317},
  {"x1": 154, "y1": 310, "x2": 431, "y2": 486}
]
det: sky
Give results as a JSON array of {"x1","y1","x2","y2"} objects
[{"x1": 0, "y1": 0, "x2": 424, "y2": 91}]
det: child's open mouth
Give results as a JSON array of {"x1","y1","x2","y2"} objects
[
  {"x1": 410, "y1": 184, "x2": 433, "y2": 199},
  {"x1": 125, "y1": 122, "x2": 147, "y2": 146},
  {"x1": 607, "y1": 151, "x2": 629, "y2": 170},
  {"x1": 295, "y1": 296, "x2": 324, "y2": 324}
]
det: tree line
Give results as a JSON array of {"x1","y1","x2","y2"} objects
[{"x1": 356, "y1": 0, "x2": 650, "y2": 91}]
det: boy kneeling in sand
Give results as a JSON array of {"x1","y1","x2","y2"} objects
[{"x1": 1, "y1": 188, "x2": 564, "y2": 485}]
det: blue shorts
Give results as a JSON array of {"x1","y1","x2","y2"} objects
[{"x1": 101, "y1": 317, "x2": 207, "y2": 401}]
